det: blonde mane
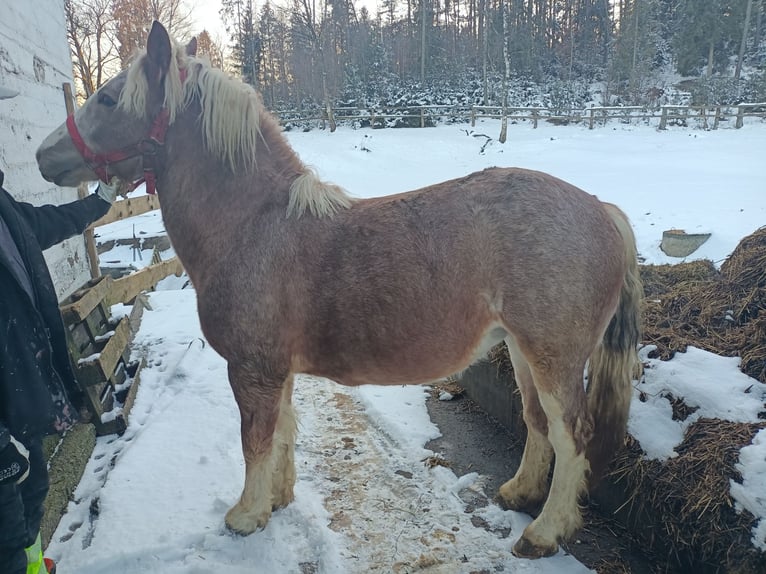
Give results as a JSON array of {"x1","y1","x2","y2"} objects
[
  {"x1": 119, "y1": 41, "x2": 261, "y2": 172},
  {"x1": 287, "y1": 170, "x2": 353, "y2": 218},
  {"x1": 118, "y1": 39, "x2": 352, "y2": 218}
]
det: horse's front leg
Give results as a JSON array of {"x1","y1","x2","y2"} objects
[
  {"x1": 271, "y1": 374, "x2": 297, "y2": 510},
  {"x1": 224, "y1": 361, "x2": 292, "y2": 535}
]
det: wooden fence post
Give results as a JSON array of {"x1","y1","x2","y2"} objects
[
  {"x1": 736, "y1": 105, "x2": 745, "y2": 128},
  {"x1": 532, "y1": 109, "x2": 538, "y2": 129},
  {"x1": 659, "y1": 106, "x2": 668, "y2": 130},
  {"x1": 470, "y1": 107, "x2": 476, "y2": 127},
  {"x1": 589, "y1": 108, "x2": 595, "y2": 130},
  {"x1": 63, "y1": 83, "x2": 101, "y2": 279}
]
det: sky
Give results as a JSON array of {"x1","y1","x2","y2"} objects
[
  {"x1": 46, "y1": 117, "x2": 766, "y2": 572},
  {"x1": 189, "y1": 0, "x2": 383, "y2": 42},
  {"x1": 190, "y1": 0, "x2": 227, "y2": 40}
]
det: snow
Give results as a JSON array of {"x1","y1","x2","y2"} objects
[
  {"x1": 630, "y1": 346, "x2": 766, "y2": 460},
  {"x1": 731, "y1": 429, "x2": 766, "y2": 550},
  {"x1": 47, "y1": 119, "x2": 766, "y2": 571}
]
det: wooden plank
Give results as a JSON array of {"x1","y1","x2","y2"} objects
[
  {"x1": 60, "y1": 275, "x2": 113, "y2": 323},
  {"x1": 81, "y1": 383, "x2": 108, "y2": 419},
  {"x1": 68, "y1": 322, "x2": 95, "y2": 357},
  {"x1": 89, "y1": 195, "x2": 161, "y2": 228},
  {"x1": 99, "y1": 379, "x2": 114, "y2": 413},
  {"x1": 117, "y1": 359, "x2": 144, "y2": 431},
  {"x1": 76, "y1": 317, "x2": 132, "y2": 387},
  {"x1": 83, "y1": 304, "x2": 109, "y2": 343},
  {"x1": 106, "y1": 257, "x2": 184, "y2": 306},
  {"x1": 127, "y1": 293, "x2": 149, "y2": 337},
  {"x1": 96, "y1": 358, "x2": 145, "y2": 436}
]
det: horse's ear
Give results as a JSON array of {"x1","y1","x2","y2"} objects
[
  {"x1": 145, "y1": 21, "x2": 172, "y2": 85},
  {"x1": 186, "y1": 37, "x2": 198, "y2": 57}
]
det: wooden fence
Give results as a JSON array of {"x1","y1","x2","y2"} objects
[{"x1": 274, "y1": 102, "x2": 766, "y2": 131}]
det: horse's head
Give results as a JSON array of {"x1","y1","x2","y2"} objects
[{"x1": 37, "y1": 21, "x2": 194, "y2": 190}]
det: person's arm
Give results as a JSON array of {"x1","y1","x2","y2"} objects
[{"x1": 10, "y1": 182, "x2": 115, "y2": 251}]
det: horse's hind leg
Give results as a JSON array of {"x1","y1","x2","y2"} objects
[
  {"x1": 512, "y1": 362, "x2": 593, "y2": 559},
  {"x1": 224, "y1": 361, "x2": 286, "y2": 535},
  {"x1": 497, "y1": 339, "x2": 553, "y2": 514},
  {"x1": 271, "y1": 375, "x2": 297, "y2": 510}
]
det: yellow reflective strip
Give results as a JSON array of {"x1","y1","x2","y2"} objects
[{"x1": 25, "y1": 533, "x2": 44, "y2": 574}]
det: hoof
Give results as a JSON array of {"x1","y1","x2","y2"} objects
[
  {"x1": 512, "y1": 535, "x2": 558, "y2": 559},
  {"x1": 225, "y1": 504, "x2": 270, "y2": 535}
]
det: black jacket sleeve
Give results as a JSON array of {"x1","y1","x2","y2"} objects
[{"x1": 10, "y1": 193, "x2": 111, "y2": 251}]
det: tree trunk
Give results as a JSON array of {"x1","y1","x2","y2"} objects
[
  {"x1": 707, "y1": 41, "x2": 714, "y2": 77},
  {"x1": 499, "y1": 0, "x2": 509, "y2": 144},
  {"x1": 318, "y1": 47, "x2": 336, "y2": 132},
  {"x1": 481, "y1": 0, "x2": 487, "y2": 105},
  {"x1": 421, "y1": 0, "x2": 427, "y2": 82},
  {"x1": 735, "y1": 0, "x2": 754, "y2": 80}
]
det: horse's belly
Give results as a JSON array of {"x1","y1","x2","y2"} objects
[{"x1": 304, "y1": 323, "x2": 507, "y2": 388}]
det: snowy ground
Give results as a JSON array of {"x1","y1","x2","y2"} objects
[{"x1": 48, "y1": 119, "x2": 766, "y2": 572}]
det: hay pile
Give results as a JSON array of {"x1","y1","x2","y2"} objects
[
  {"x1": 609, "y1": 227, "x2": 766, "y2": 573},
  {"x1": 642, "y1": 226, "x2": 766, "y2": 383},
  {"x1": 609, "y1": 420, "x2": 765, "y2": 573}
]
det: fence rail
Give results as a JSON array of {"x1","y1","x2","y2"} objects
[{"x1": 274, "y1": 102, "x2": 766, "y2": 131}]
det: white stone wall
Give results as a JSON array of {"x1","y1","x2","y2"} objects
[{"x1": 0, "y1": 0, "x2": 93, "y2": 300}]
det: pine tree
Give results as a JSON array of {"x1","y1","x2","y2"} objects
[{"x1": 221, "y1": 0, "x2": 262, "y2": 87}]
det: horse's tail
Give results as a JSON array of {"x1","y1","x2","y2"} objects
[{"x1": 586, "y1": 203, "x2": 642, "y2": 486}]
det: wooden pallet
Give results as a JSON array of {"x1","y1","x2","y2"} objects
[
  {"x1": 59, "y1": 256, "x2": 184, "y2": 435},
  {"x1": 60, "y1": 276, "x2": 144, "y2": 435}
]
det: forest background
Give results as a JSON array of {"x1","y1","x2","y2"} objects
[{"x1": 67, "y1": 0, "x2": 766, "y2": 118}]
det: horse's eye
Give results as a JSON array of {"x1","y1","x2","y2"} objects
[{"x1": 98, "y1": 91, "x2": 117, "y2": 108}]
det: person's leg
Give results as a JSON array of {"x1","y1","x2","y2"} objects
[
  {"x1": 0, "y1": 500, "x2": 28, "y2": 574},
  {"x1": 19, "y1": 438, "x2": 49, "y2": 548},
  {"x1": 0, "y1": 436, "x2": 48, "y2": 574}
]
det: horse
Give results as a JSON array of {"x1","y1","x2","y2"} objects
[{"x1": 36, "y1": 21, "x2": 641, "y2": 559}]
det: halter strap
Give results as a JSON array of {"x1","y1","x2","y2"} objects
[
  {"x1": 66, "y1": 115, "x2": 143, "y2": 187},
  {"x1": 65, "y1": 68, "x2": 188, "y2": 195}
]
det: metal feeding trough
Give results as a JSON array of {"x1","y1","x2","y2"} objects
[{"x1": 660, "y1": 229, "x2": 712, "y2": 257}]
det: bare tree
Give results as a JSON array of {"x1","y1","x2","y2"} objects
[
  {"x1": 113, "y1": 0, "x2": 195, "y2": 66},
  {"x1": 499, "y1": 0, "x2": 509, "y2": 143},
  {"x1": 292, "y1": 0, "x2": 337, "y2": 130},
  {"x1": 735, "y1": 0, "x2": 754, "y2": 80},
  {"x1": 196, "y1": 29, "x2": 226, "y2": 70},
  {"x1": 65, "y1": 0, "x2": 120, "y2": 98}
]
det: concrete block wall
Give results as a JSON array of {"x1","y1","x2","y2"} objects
[{"x1": 0, "y1": 0, "x2": 93, "y2": 299}]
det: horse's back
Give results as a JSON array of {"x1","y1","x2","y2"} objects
[{"x1": 293, "y1": 167, "x2": 627, "y2": 383}]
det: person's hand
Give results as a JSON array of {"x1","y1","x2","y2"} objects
[
  {"x1": 0, "y1": 436, "x2": 30, "y2": 486},
  {"x1": 96, "y1": 177, "x2": 121, "y2": 204}
]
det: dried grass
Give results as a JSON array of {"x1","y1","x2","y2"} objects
[
  {"x1": 609, "y1": 419, "x2": 766, "y2": 573},
  {"x1": 642, "y1": 226, "x2": 766, "y2": 384}
]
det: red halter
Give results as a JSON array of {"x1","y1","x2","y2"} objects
[{"x1": 65, "y1": 70, "x2": 187, "y2": 195}]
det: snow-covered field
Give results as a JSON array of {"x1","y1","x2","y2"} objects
[{"x1": 48, "y1": 119, "x2": 766, "y2": 572}]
